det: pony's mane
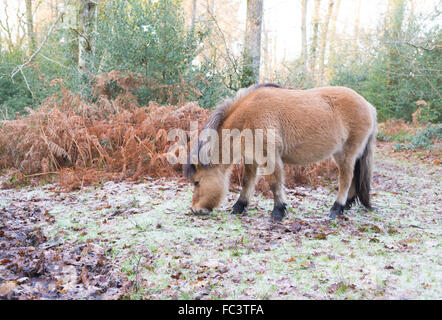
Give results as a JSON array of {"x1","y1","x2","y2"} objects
[
  {"x1": 203, "y1": 83, "x2": 281, "y2": 132},
  {"x1": 184, "y1": 83, "x2": 281, "y2": 179}
]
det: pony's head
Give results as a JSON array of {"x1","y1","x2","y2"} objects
[
  {"x1": 183, "y1": 84, "x2": 278, "y2": 214},
  {"x1": 184, "y1": 163, "x2": 229, "y2": 215}
]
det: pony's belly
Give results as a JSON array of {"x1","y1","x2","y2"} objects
[
  {"x1": 283, "y1": 154, "x2": 331, "y2": 166},
  {"x1": 282, "y1": 142, "x2": 341, "y2": 166}
]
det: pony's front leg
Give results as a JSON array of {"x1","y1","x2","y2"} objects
[
  {"x1": 267, "y1": 158, "x2": 287, "y2": 221},
  {"x1": 231, "y1": 164, "x2": 258, "y2": 214}
]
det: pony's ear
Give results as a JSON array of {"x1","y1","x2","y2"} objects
[{"x1": 183, "y1": 163, "x2": 197, "y2": 179}]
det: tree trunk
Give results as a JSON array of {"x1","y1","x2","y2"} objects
[
  {"x1": 318, "y1": 0, "x2": 335, "y2": 86},
  {"x1": 353, "y1": 0, "x2": 361, "y2": 52},
  {"x1": 309, "y1": 0, "x2": 321, "y2": 86},
  {"x1": 301, "y1": 0, "x2": 308, "y2": 84},
  {"x1": 207, "y1": 0, "x2": 215, "y2": 15},
  {"x1": 272, "y1": 35, "x2": 277, "y2": 74},
  {"x1": 329, "y1": 0, "x2": 341, "y2": 41},
  {"x1": 384, "y1": 0, "x2": 406, "y2": 46},
  {"x1": 78, "y1": 0, "x2": 97, "y2": 72},
  {"x1": 388, "y1": 0, "x2": 405, "y2": 35},
  {"x1": 385, "y1": 0, "x2": 406, "y2": 85},
  {"x1": 408, "y1": 0, "x2": 416, "y2": 28},
  {"x1": 189, "y1": 0, "x2": 197, "y2": 31},
  {"x1": 25, "y1": 0, "x2": 36, "y2": 56},
  {"x1": 243, "y1": 0, "x2": 264, "y2": 87},
  {"x1": 328, "y1": 0, "x2": 341, "y2": 65},
  {"x1": 262, "y1": 17, "x2": 270, "y2": 80}
]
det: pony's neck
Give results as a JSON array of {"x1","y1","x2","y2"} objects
[{"x1": 218, "y1": 163, "x2": 233, "y2": 176}]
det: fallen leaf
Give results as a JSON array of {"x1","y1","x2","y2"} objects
[
  {"x1": 0, "y1": 281, "x2": 17, "y2": 296},
  {"x1": 94, "y1": 205, "x2": 112, "y2": 210},
  {"x1": 284, "y1": 257, "x2": 296, "y2": 263},
  {"x1": 300, "y1": 261, "x2": 315, "y2": 269},
  {"x1": 327, "y1": 282, "x2": 343, "y2": 294},
  {"x1": 80, "y1": 266, "x2": 89, "y2": 284},
  {"x1": 171, "y1": 272, "x2": 182, "y2": 280},
  {"x1": 313, "y1": 233, "x2": 327, "y2": 240}
]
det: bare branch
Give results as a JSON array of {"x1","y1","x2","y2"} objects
[
  {"x1": 0, "y1": 0, "x2": 14, "y2": 51},
  {"x1": 19, "y1": 67, "x2": 37, "y2": 101},
  {"x1": 40, "y1": 54, "x2": 69, "y2": 69},
  {"x1": 205, "y1": 9, "x2": 241, "y2": 83},
  {"x1": 10, "y1": 7, "x2": 66, "y2": 79},
  {"x1": 385, "y1": 40, "x2": 441, "y2": 52}
]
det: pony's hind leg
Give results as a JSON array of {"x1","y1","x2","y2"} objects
[
  {"x1": 330, "y1": 151, "x2": 357, "y2": 219},
  {"x1": 266, "y1": 157, "x2": 287, "y2": 221},
  {"x1": 231, "y1": 163, "x2": 258, "y2": 214},
  {"x1": 344, "y1": 179, "x2": 356, "y2": 209}
]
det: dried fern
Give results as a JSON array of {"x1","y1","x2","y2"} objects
[{"x1": 0, "y1": 71, "x2": 339, "y2": 193}]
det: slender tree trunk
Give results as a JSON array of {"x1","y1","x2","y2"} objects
[
  {"x1": 309, "y1": 0, "x2": 321, "y2": 86},
  {"x1": 388, "y1": 0, "x2": 405, "y2": 35},
  {"x1": 206, "y1": 0, "x2": 216, "y2": 63},
  {"x1": 385, "y1": 0, "x2": 406, "y2": 85},
  {"x1": 272, "y1": 36, "x2": 277, "y2": 74},
  {"x1": 262, "y1": 17, "x2": 269, "y2": 80},
  {"x1": 25, "y1": 0, "x2": 36, "y2": 56},
  {"x1": 1, "y1": 1, "x2": 15, "y2": 52},
  {"x1": 409, "y1": 0, "x2": 416, "y2": 18},
  {"x1": 318, "y1": 0, "x2": 334, "y2": 86},
  {"x1": 329, "y1": 0, "x2": 341, "y2": 42},
  {"x1": 384, "y1": 0, "x2": 406, "y2": 46},
  {"x1": 208, "y1": 0, "x2": 215, "y2": 15},
  {"x1": 50, "y1": 0, "x2": 55, "y2": 20},
  {"x1": 243, "y1": 0, "x2": 264, "y2": 86},
  {"x1": 408, "y1": 0, "x2": 416, "y2": 28},
  {"x1": 353, "y1": 0, "x2": 361, "y2": 52},
  {"x1": 78, "y1": 0, "x2": 97, "y2": 72},
  {"x1": 189, "y1": 0, "x2": 197, "y2": 31},
  {"x1": 301, "y1": 0, "x2": 308, "y2": 84},
  {"x1": 328, "y1": 0, "x2": 341, "y2": 66}
]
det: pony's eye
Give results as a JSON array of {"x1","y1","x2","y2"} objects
[{"x1": 194, "y1": 181, "x2": 200, "y2": 187}]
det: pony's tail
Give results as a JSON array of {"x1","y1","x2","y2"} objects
[{"x1": 353, "y1": 131, "x2": 376, "y2": 209}]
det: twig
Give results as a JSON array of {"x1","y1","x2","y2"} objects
[
  {"x1": 19, "y1": 67, "x2": 37, "y2": 101},
  {"x1": 414, "y1": 68, "x2": 442, "y2": 100},
  {"x1": 398, "y1": 224, "x2": 426, "y2": 230},
  {"x1": 386, "y1": 40, "x2": 442, "y2": 52},
  {"x1": 205, "y1": 7, "x2": 242, "y2": 82},
  {"x1": 22, "y1": 171, "x2": 59, "y2": 178},
  {"x1": 10, "y1": 7, "x2": 67, "y2": 79},
  {"x1": 128, "y1": 218, "x2": 142, "y2": 230},
  {"x1": 68, "y1": 27, "x2": 92, "y2": 52},
  {"x1": 134, "y1": 256, "x2": 143, "y2": 293},
  {"x1": 40, "y1": 54, "x2": 69, "y2": 69}
]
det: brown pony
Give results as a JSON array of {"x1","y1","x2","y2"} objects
[{"x1": 184, "y1": 84, "x2": 377, "y2": 221}]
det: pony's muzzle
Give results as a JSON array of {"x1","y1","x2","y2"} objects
[{"x1": 191, "y1": 207, "x2": 212, "y2": 216}]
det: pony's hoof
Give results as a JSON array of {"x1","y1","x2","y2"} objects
[
  {"x1": 231, "y1": 199, "x2": 248, "y2": 215},
  {"x1": 344, "y1": 196, "x2": 356, "y2": 210},
  {"x1": 271, "y1": 203, "x2": 287, "y2": 222},
  {"x1": 329, "y1": 202, "x2": 344, "y2": 219},
  {"x1": 271, "y1": 211, "x2": 285, "y2": 221}
]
